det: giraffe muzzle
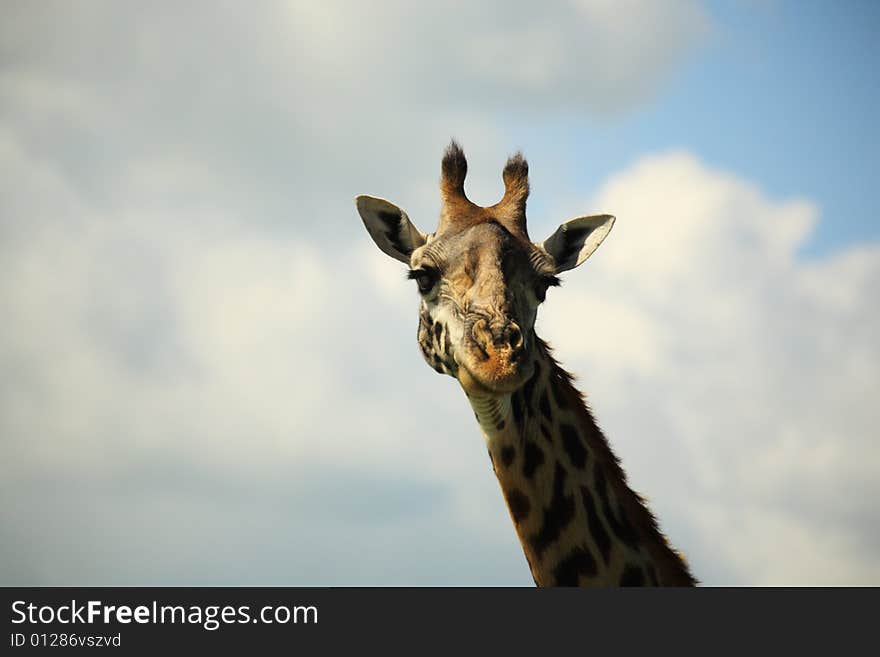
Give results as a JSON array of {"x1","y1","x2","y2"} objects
[
  {"x1": 471, "y1": 318, "x2": 525, "y2": 362},
  {"x1": 458, "y1": 317, "x2": 530, "y2": 394}
]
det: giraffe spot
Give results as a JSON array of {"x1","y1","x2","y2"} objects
[
  {"x1": 539, "y1": 423, "x2": 553, "y2": 444},
  {"x1": 418, "y1": 317, "x2": 435, "y2": 363},
  {"x1": 619, "y1": 564, "x2": 645, "y2": 587},
  {"x1": 504, "y1": 488, "x2": 531, "y2": 523},
  {"x1": 553, "y1": 545, "x2": 598, "y2": 586},
  {"x1": 580, "y1": 486, "x2": 611, "y2": 565},
  {"x1": 419, "y1": 341, "x2": 432, "y2": 360},
  {"x1": 500, "y1": 445, "x2": 516, "y2": 468},
  {"x1": 522, "y1": 367, "x2": 540, "y2": 409},
  {"x1": 539, "y1": 389, "x2": 552, "y2": 421},
  {"x1": 529, "y1": 463, "x2": 575, "y2": 558},
  {"x1": 615, "y1": 505, "x2": 640, "y2": 547},
  {"x1": 522, "y1": 441, "x2": 545, "y2": 478},
  {"x1": 594, "y1": 463, "x2": 641, "y2": 549},
  {"x1": 511, "y1": 391, "x2": 525, "y2": 427},
  {"x1": 560, "y1": 424, "x2": 588, "y2": 469},
  {"x1": 551, "y1": 378, "x2": 569, "y2": 409}
]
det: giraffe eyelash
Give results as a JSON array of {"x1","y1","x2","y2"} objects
[
  {"x1": 407, "y1": 266, "x2": 440, "y2": 294},
  {"x1": 406, "y1": 265, "x2": 438, "y2": 280},
  {"x1": 535, "y1": 275, "x2": 560, "y2": 303}
]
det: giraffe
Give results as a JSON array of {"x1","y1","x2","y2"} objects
[{"x1": 356, "y1": 142, "x2": 695, "y2": 586}]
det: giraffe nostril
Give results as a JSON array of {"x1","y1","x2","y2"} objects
[
  {"x1": 507, "y1": 323, "x2": 523, "y2": 352},
  {"x1": 471, "y1": 319, "x2": 493, "y2": 354}
]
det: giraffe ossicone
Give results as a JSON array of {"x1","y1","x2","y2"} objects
[{"x1": 356, "y1": 141, "x2": 695, "y2": 587}]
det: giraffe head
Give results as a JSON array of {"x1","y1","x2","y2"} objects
[{"x1": 357, "y1": 142, "x2": 614, "y2": 396}]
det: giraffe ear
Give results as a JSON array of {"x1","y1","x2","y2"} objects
[
  {"x1": 539, "y1": 214, "x2": 615, "y2": 273},
  {"x1": 356, "y1": 195, "x2": 427, "y2": 264}
]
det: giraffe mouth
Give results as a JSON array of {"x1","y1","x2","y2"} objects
[{"x1": 455, "y1": 353, "x2": 533, "y2": 396}]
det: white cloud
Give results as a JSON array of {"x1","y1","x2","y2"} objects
[
  {"x1": 0, "y1": 120, "x2": 532, "y2": 583},
  {"x1": 2, "y1": 2, "x2": 876, "y2": 586},
  {"x1": 279, "y1": 0, "x2": 710, "y2": 111},
  {"x1": 0, "y1": 1, "x2": 709, "y2": 182},
  {"x1": 3, "y1": 113, "x2": 878, "y2": 584}
]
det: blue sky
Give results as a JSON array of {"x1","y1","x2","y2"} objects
[
  {"x1": 1, "y1": 1, "x2": 877, "y2": 586},
  {"x1": 507, "y1": 1, "x2": 879, "y2": 255},
  {"x1": 670, "y1": 1, "x2": 878, "y2": 254}
]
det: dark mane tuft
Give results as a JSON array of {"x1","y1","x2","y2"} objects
[
  {"x1": 441, "y1": 140, "x2": 468, "y2": 195},
  {"x1": 500, "y1": 151, "x2": 529, "y2": 215},
  {"x1": 502, "y1": 152, "x2": 529, "y2": 190}
]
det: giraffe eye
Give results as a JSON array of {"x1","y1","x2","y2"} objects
[{"x1": 408, "y1": 267, "x2": 439, "y2": 294}]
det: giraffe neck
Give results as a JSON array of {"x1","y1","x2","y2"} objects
[{"x1": 466, "y1": 338, "x2": 695, "y2": 587}]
